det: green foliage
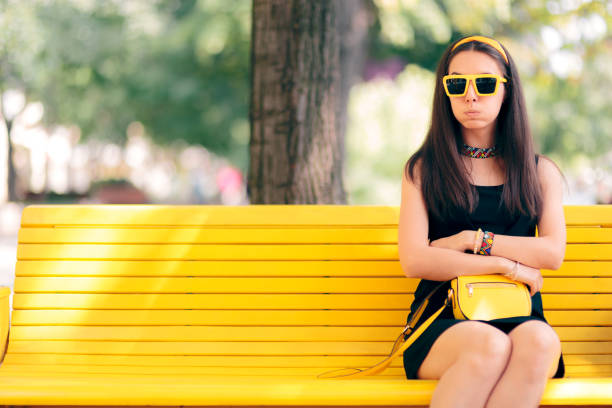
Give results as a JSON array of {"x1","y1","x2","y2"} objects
[
  {"x1": 1, "y1": 0, "x2": 251, "y2": 168},
  {"x1": 31, "y1": 2, "x2": 133, "y2": 143},
  {"x1": 125, "y1": 0, "x2": 251, "y2": 157},
  {"x1": 0, "y1": 1, "x2": 42, "y2": 92}
]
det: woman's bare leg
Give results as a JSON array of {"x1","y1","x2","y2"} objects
[
  {"x1": 416, "y1": 321, "x2": 512, "y2": 408},
  {"x1": 484, "y1": 320, "x2": 562, "y2": 408}
]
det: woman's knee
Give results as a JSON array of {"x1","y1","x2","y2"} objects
[
  {"x1": 418, "y1": 321, "x2": 511, "y2": 379},
  {"x1": 510, "y1": 321, "x2": 561, "y2": 356},
  {"x1": 509, "y1": 320, "x2": 562, "y2": 378},
  {"x1": 462, "y1": 322, "x2": 512, "y2": 372}
]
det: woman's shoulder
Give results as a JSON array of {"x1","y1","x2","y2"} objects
[
  {"x1": 534, "y1": 154, "x2": 566, "y2": 189},
  {"x1": 403, "y1": 155, "x2": 424, "y2": 187},
  {"x1": 535, "y1": 154, "x2": 561, "y2": 173}
]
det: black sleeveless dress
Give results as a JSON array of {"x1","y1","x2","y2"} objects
[{"x1": 402, "y1": 154, "x2": 565, "y2": 379}]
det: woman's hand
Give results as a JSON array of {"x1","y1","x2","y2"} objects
[
  {"x1": 429, "y1": 230, "x2": 473, "y2": 252},
  {"x1": 502, "y1": 258, "x2": 543, "y2": 297}
]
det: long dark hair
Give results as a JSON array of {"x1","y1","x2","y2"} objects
[{"x1": 404, "y1": 35, "x2": 566, "y2": 225}]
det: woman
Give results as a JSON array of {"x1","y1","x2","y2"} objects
[{"x1": 398, "y1": 35, "x2": 567, "y2": 408}]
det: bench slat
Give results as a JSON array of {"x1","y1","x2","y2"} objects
[
  {"x1": 0, "y1": 363, "x2": 406, "y2": 376},
  {"x1": 8, "y1": 325, "x2": 612, "y2": 342},
  {"x1": 17, "y1": 243, "x2": 403, "y2": 260},
  {"x1": 0, "y1": 372, "x2": 610, "y2": 406},
  {"x1": 9, "y1": 308, "x2": 612, "y2": 326},
  {"x1": 1, "y1": 364, "x2": 611, "y2": 382},
  {"x1": 14, "y1": 259, "x2": 612, "y2": 277},
  {"x1": 18, "y1": 226, "x2": 612, "y2": 244},
  {"x1": 19, "y1": 205, "x2": 404, "y2": 226},
  {"x1": 15, "y1": 260, "x2": 404, "y2": 277},
  {"x1": 14, "y1": 276, "x2": 429, "y2": 293},
  {"x1": 554, "y1": 327, "x2": 612, "y2": 341},
  {"x1": 7, "y1": 339, "x2": 511, "y2": 355},
  {"x1": 1, "y1": 354, "x2": 413, "y2": 368},
  {"x1": 16, "y1": 243, "x2": 612, "y2": 261},
  {"x1": 5, "y1": 351, "x2": 612, "y2": 367},
  {"x1": 566, "y1": 228, "x2": 612, "y2": 243},
  {"x1": 543, "y1": 294, "x2": 612, "y2": 308},
  {"x1": 561, "y1": 365, "x2": 612, "y2": 376},
  {"x1": 18, "y1": 227, "x2": 402, "y2": 244},
  {"x1": 0, "y1": 372, "x2": 437, "y2": 406},
  {"x1": 18, "y1": 204, "x2": 612, "y2": 226},
  {"x1": 565, "y1": 244, "x2": 612, "y2": 260},
  {"x1": 7, "y1": 339, "x2": 612, "y2": 355},
  {"x1": 14, "y1": 293, "x2": 423, "y2": 309},
  {"x1": 2, "y1": 362, "x2": 611, "y2": 378},
  {"x1": 11, "y1": 292, "x2": 612, "y2": 310},
  {"x1": 562, "y1": 342, "x2": 612, "y2": 354},
  {"x1": 12, "y1": 276, "x2": 612, "y2": 294},
  {"x1": 564, "y1": 354, "x2": 612, "y2": 364},
  {"x1": 563, "y1": 205, "x2": 612, "y2": 226}
]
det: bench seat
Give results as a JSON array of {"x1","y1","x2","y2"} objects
[
  {"x1": 0, "y1": 204, "x2": 611, "y2": 407},
  {"x1": 0, "y1": 372, "x2": 611, "y2": 406}
]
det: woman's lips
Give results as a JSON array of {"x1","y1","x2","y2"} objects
[{"x1": 465, "y1": 111, "x2": 480, "y2": 117}]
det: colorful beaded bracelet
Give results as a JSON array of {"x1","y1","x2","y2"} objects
[{"x1": 478, "y1": 230, "x2": 495, "y2": 256}]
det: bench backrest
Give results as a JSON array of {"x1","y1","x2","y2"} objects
[{"x1": 4, "y1": 204, "x2": 612, "y2": 378}]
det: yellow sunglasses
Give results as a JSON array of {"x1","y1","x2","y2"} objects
[{"x1": 442, "y1": 74, "x2": 508, "y2": 97}]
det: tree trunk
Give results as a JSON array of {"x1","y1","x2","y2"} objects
[{"x1": 249, "y1": 0, "x2": 350, "y2": 204}]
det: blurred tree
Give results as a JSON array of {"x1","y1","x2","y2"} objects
[
  {"x1": 0, "y1": 1, "x2": 39, "y2": 201},
  {"x1": 125, "y1": 0, "x2": 251, "y2": 165},
  {"x1": 1, "y1": 0, "x2": 252, "y2": 170},
  {"x1": 31, "y1": 2, "x2": 135, "y2": 143}
]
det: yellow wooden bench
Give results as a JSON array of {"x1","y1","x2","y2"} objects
[{"x1": 0, "y1": 204, "x2": 611, "y2": 407}]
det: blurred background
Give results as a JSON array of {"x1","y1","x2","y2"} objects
[{"x1": 1, "y1": 0, "x2": 611, "y2": 286}]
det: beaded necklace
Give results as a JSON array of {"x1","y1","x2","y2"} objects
[{"x1": 461, "y1": 143, "x2": 497, "y2": 158}]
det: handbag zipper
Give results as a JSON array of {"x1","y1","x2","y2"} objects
[{"x1": 466, "y1": 282, "x2": 517, "y2": 297}]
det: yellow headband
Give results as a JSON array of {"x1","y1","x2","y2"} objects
[{"x1": 451, "y1": 35, "x2": 509, "y2": 64}]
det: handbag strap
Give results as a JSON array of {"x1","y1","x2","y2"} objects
[{"x1": 317, "y1": 281, "x2": 450, "y2": 379}]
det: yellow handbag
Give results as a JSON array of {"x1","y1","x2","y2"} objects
[
  {"x1": 450, "y1": 274, "x2": 531, "y2": 320},
  {"x1": 317, "y1": 274, "x2": 531, "y2": 379}
]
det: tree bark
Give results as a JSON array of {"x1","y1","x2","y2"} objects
[{"x1": 249, "y1": 0, "x2": 353, "y2": 204}]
